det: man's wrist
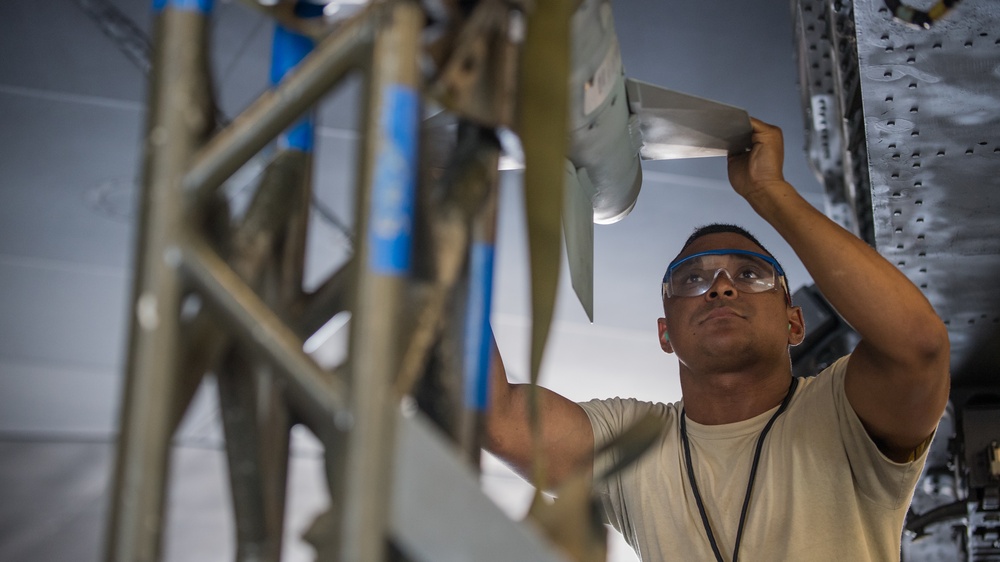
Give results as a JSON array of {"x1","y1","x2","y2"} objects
[{"x1": 741, "y1": 179, "x2": 794, "y2": 205}]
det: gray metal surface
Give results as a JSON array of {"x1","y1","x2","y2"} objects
[
  {"x1": 798, "y1": 0, "x2": 1000, "y2": 390},
  {"x1": 793, "y1": 0, "x2": 871, "y2": 239},
  {"x1": 852, "y1": 0, "x2": 1000, "y2": 389}
]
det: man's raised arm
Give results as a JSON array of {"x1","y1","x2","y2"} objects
[
  {"x1": 483, "y1": 334, "x2": 596, "y2": 489},
  {"x1": 727, "y1": 118, "x2": 950, "y2": 462}
]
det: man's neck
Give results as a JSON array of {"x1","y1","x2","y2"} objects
[{"x1": 679, "y1": 367, "x2": 794, "y2": 425}]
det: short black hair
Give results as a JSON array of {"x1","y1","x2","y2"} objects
[{"x1": 680, "y1": 224, "x2": 773, "y2": 258}]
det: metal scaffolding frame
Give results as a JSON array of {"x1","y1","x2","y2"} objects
[{"x1": 103, "y1": 0, "x2": 570, "y2": 560}]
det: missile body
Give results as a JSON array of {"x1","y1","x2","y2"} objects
[{"x1": 568, "y1": 0, "x2": 644, "y2": 225}]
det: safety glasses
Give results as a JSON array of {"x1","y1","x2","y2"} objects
[{"x1": 662, "y1": 249, "x2": 789, "y2": 301}]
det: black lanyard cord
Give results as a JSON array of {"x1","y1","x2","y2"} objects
[{"x1": 680, "y1": 377, "x2": 799, "y2": 562}]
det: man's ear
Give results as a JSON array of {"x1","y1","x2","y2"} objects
[
  {"x1": 657, "y1": 317, "x2": 674, "y2": 354},
  {"x1": 787, "y1": 306, "x2": 806, "y2": 347}
]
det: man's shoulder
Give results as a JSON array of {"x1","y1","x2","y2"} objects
[
  {"x1": 809, "y1": 354, "x2": 851, "y2": 377},
  {"x1": 795, "y1": 354, "x2": 851, "y2": 388},
  {"x1": 785, "y1": 355, "x2": 853, "y2": 420},
  {"x1": 577, "y1": 396, "x2": 680, "y2": 440},
  {"x1": 578, "y1": 396, "x2": 680, "y2": 418}
]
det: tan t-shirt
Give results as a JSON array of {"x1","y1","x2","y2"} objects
[{"x1": 578, "y1": 355, "x2": 927, "y2": 561}]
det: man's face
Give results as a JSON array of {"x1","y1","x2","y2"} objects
[{"x1": 657, "y1": 232, "x2": 802, "y2": 372}]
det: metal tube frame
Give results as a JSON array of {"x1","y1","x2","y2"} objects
[
  {"x1": 105, "y1": 5, "x2": 214, "y2": 561},
  {"x1": 105, "y1": 2, "x2": 396, "y2": 560},
  {"x1": 105, "y1": 1, "x2": 562, "y2": 561}
]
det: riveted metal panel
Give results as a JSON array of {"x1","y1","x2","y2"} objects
[{"x1": 854, "y1": 0, "x2": 1000, "y2": 387}]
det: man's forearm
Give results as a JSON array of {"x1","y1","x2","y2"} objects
[{"x1": 744, "y1": 179, "x2": 947, "y2": 365}]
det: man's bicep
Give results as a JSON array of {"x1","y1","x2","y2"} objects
[
  {"x1": 537, "y1": 388, "x2": 597, "y2": 485},
  {"x1": 484, "y1": 383, "x2": 595, "y2": 488},
  {"x1": 844, "y1": 343, "x2": 949, "y2": 462}
]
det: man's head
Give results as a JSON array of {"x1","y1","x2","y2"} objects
[{"x1": 656, "y1": 224, "x2": 804, "y2": 368}]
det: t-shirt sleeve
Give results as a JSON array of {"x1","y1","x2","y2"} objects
[
  {"x1": 826, "y1": 355, "x2": 930, "y2": 509},
  {"x1": 577, "y1": 397, "x2": 670, "y2": 498}
]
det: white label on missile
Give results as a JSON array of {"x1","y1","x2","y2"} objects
[
  {"x1": 584, "y1": 39, "x2": 621, "y2": 115},
  {"x1": 810, "y1": 93, "x2": 840, "y2": 164},
  {"x1": 810, "y1": 94, "x2": 833, "y2": 132}
]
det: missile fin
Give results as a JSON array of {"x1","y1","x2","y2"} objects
[
  {"x1": 562, "y1": 161, "x2": 595, "y2": 323},
  {"x1": 625, "y1": 78, "x2": 753, "y2": 160}
]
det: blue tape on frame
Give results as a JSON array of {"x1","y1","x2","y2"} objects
[
  {"x1": 270, "y1": 26, "x2": 315, "y2": 85},
  {"x1": 279, "y1": 119, "x2": 314, "y2": 152},
  {"x1": 368, "y1": 85, "x2": 419, "y2": 275},
  {"x1": 464, "y1": 242, "x2": 496, "y2": 410},
  {"x1": 270, "y1": 4, "x2": 322, "y2": 152},
  {"x1": 152, "y1": 0, "x2": 213, "y2": 13}
]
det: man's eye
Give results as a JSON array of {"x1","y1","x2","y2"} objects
[
  {"x1": 737, "y1": 268, "x2": 763, "y2": 280},
  {"x1": 682, "y1": 272, "x2": 705, "y2": 285}
]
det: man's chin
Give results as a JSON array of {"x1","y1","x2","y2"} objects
[{"x1": 684, "y1": 337, "x2": 758, "y2": 369}]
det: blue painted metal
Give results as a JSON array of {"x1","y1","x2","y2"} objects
[
  {"x1": 270, "y1": 2, "x2": 325, "y2": 151},
  {"x1": 152, "y1": 0, "x2": 214, "y2": 13},
  {"x1": 368, "y1": 84, "x2": 419, "y2": 275},
  {"x1": 464, "y1": 242, "x2": 496, "y2": 410}
]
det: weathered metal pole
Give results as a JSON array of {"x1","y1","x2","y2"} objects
[
  {"x1": 339, "y1": 1, "x2": 424, "y2": 559},
  {"x1": 218, "y1": 5, "x2": 322, "y2": 558},
  {"x1": 105, "y1": 1, "x2": 214, "y2": 561}
]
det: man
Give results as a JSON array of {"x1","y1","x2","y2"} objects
[{"x1": 484, "y1": 118, "x2": 950, "y2": 560}]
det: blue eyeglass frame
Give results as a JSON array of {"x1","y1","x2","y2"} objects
[{"x1": 662, "y1": 249, "x2": 790, "y2": 302}]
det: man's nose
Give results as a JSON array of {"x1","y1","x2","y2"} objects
[{"x1": 706, "y1": 269, "x2": 738, "y2": 299}]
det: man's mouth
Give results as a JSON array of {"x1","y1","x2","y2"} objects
[{"x1": 700, "y1": 306, "x2": 745, "y2": 323}]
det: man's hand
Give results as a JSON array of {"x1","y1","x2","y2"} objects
[{"x1": 727, "y1": 118, "x2": 788, "y2": 201}]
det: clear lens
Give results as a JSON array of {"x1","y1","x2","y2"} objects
[{"x1": 664, "y1": 251, "x2": 779, "y2": 298}]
